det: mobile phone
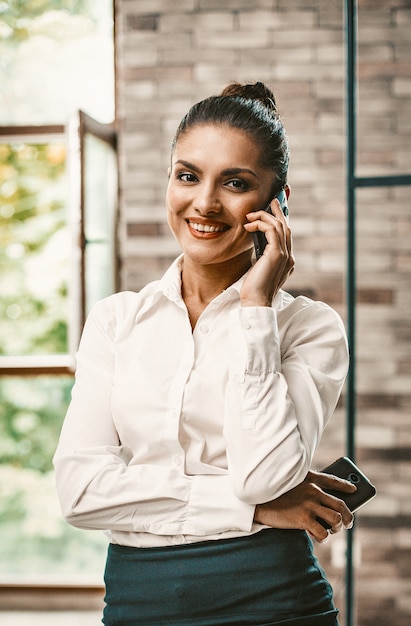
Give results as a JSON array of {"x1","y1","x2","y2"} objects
[
  {"x1": 321, "y1": 456, "x2": 376, "y2": 513},
  {"x1": 252, "y1": 189, "x2": 289, "y2": 259}
]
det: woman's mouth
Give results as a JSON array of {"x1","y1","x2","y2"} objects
[{"x1": 187, "y1": 220, "x2": 229, "y2": 236}]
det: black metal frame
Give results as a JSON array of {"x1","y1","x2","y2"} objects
[{"x1": 344, "y1": 1, "x2": 411, "y2": 624}]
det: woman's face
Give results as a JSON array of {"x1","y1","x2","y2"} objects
[{"x1": 166, "y1": 124, "x2": 276, "y2": 267}]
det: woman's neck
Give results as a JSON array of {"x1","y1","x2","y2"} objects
[{"x1": 181, "y1": 251, "x2": 253, "y2": 329}]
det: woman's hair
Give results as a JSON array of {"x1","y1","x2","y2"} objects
[{"x1": 171, "y1": 81, "x2": 290, "y2": 192}]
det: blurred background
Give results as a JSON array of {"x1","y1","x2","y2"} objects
[{"x1": 0, "y1": 1, "x2": 410, "y2": 625}]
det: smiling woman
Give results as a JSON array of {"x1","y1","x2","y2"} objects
[
  {"x1": 167, "y1": 126, "x2": 274, "y2": 268},
  {"x1": 54, "y1": 82, "x2": 352, "y2": 626}
]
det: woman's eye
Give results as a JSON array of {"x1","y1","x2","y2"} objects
[
  {"x1": 225, "y1": 179, "x2": 249, "y2": 191},
  {"x1": 177, "y1": 172, "x2": 198, "y2": 183}
]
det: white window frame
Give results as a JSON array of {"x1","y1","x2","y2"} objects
[{"x1": 0, "y1": 113, "x2": 118, "y2": 375}]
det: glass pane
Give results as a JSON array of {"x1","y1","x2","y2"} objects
[
  {"x1": 357, "y1": 5, "x2": 411, "y2": 178},
  {"x1": 86, "y1": 242, "x2": 115, "y2": 315},
  {"x1": 84, "y1": 132, "x2": 117, "y2": 313},
  {"x1": 0, "y1": 0, "x2": 114, "y2": 125},
  {"x1": 0, "y1": 142, "x2": 70, "y2": 357},
  {"x1": 0, "y1": 376, "x2": 107, "y2": 580}
]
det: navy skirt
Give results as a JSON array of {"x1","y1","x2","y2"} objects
[{"x1": 103, "y1": 529, "x2": 339, "y2": 626}]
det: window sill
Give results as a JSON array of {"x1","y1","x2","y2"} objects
[
  {"x1": 0, "y1": 355, "x2": 75, "y2": 376},
  {"x1": 0, "y1": 581, "x2": 104, "y2": 611}
]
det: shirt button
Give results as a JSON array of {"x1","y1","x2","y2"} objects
[
  {"x1": 199, "y1": 324, "x2": 209, "y2": 334},
  {"x1": 172, "y1": 455, "x2": 183, "y2": 467},
  {"x1": 173, "y1": 535, "x2": 185, "y2": 545},
  {"x1": 241, "y1": 319, "x2": 251, "y2": 329}
]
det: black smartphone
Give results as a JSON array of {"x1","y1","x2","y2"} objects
[
  {"x1": 252, "y1": 188, "x2": 289, "y2": 259},
  {"x1": 321, "y1": 456, "x2": 376, "y2": 513}
]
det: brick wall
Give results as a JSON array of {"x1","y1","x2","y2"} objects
[{"x1": 114, "y1": 1, "x2": 411, "y2": 624}]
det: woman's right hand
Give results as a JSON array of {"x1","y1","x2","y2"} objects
[
  {"x1": 241, "y1": 195, "x2": 295, "y2": 308},
  {"x1": 253, "y1": 470, "x2": 356, "y2": 543}
]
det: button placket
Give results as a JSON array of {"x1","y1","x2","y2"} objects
[
  {"x1": 172, "y1": 455, "x2": 183, "y2": 467},
  {"x1": 165, "y1": 339, "x2": 194, "y2": 467}
]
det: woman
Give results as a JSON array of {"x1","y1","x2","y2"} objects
[{"x1": 54, "y1": 82, "x2": 355, "y2": 625}]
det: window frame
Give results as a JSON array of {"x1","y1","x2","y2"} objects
[
  {"x1": 0, "y1": 114, "x2": 118, "y2": 376},
  {"x1": 0, "y1": 115, "x2": 117, "y2": 606}
]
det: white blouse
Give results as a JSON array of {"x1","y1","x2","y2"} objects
[{"x1": 53, "y1": 255, "x2": 349, "y2": 548}]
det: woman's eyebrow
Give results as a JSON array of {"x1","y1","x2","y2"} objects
[
  {"x1": 221, "y1": 167, "x2": 260, "y2": 180},
  {"x1": 174, "y1": 159, "x2": 202, "y2": 173},
  {"x1": 174, "y1": 160, "x2": 260, "y2": 181}
]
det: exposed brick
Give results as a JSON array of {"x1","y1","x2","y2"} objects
[
  {"x1": 316, "y1": 43, "x2": 344, "y2": 64},
  {"x1": 199, "y1": 0, "x2": 273, "y2": 9},
  {"x1": 195, "y1": 29, "x2": 273, "y2": 50},
  {"x1": 158, "y1": 13, "x2": 195, "y2": 32},
  {"x1": 120, "y1": 47, "x2": 159, "y2": 69},
  {"x1": 357, "y1": 288, "x2": 394, "y2": 304},
  {"x1": 195, "y1": 12, "x2": 236, "y2": 31},
  {"x1": 357, "y1": 393, "x2": 404, "y2": 409},
  {"x1": 396, "y1": 8, "x2": 411, "y2": 25},
  {"x1": 127, "y1": 222, "x2": 163, "y2": 236},
  {"x1": 125, "y1": 13, "x2": 159, "y2": 31},
  {"x1": 393, "y1": 76, "x2": 411, "y2": 96},
  {"x1": 121, "y1": 66, "x2": 193, "y2": 80},
  {"x1": 397, "y1": 252, "x2": 411, "y2": 273},
  {"x1": 359, "y1": 60, "x2": 411, "y2": 80},
  {"x1": 237, "y1": 10, "x2": 316, "y2": 30},
  {"x1": 266, "y1": 28, "x2": 344, "y2": 47},
  {"x1": 358, "y1": 43, "x2": 394, "y2": 62},
  {"x1": 359, "y1": 0, "x2": 411, "y2": 9}
]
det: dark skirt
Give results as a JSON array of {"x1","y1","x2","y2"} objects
[{"x1": 102, "y1": 528, "x2": 339, "y2": 626}]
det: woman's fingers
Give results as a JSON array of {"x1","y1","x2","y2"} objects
[
  {"x1": 241, "y1": 203, "x2": 295, "y2": 305},
  {"x1": 245, "y1": 204, "x2": 294, "y2": 271},
  {"x1": 253, "y1": 474, "x2": 355, "y2": 543},
  {"x1": 246, "y1": 199, "x2": 288, "y2": 242},
  {"x1": 306, "y1": 470, "x2": 357, "y2": 496},
  {"x1": 305, "y1": 470, "x2": 356, "y2": 530}
]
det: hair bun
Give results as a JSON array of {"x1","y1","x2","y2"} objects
[{"x1": 220, "y1": 81, "x2": 277, "y2": 113}]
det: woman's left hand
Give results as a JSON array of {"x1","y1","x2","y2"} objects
[
  {"x1": 241, "y1": 197, "x2": 295, "y2": 307},
  {"x1": 253, "y1": 471, "x2": 356, "y2": 543}
]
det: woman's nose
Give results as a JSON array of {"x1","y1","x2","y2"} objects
[{"x1": 193, "y1": 183, "x2": 222, "y2": 214}]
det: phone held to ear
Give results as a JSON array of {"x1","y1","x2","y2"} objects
[
  {"x1": 319, "y1": 457, "x2": 376, "y2": 529},
  {"x1": 252, "y1": 189, "x2": 289, "y2": 259}
]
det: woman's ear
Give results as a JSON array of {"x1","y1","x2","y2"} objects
[{"x1": 284, "y1": 183, "x2": 291, "y2": 200}]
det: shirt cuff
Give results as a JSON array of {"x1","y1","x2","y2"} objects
[{"x1": 185, "y1": 474, "x2": 255, "y2": 536}]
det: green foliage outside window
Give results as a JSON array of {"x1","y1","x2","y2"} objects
[
  {"x1": 1, "y1": 0, "x2": 91, "y2": 43},
  {"x1": 0, "y1": 145, "x2": 106, "y2": 577},
  {"x1": 0, "y1": 143, "x2": 69, "y2": 356},
  {"x1": 0, "y1": 376, "x2": 107, "y2": 578},
  {"x1": 0, "y1": 0, "x2": 112, "y2": 580}
]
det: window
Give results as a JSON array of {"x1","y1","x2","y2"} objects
[{"x1": 0, "y1": 0, "x2": 116, "y2": 595}]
